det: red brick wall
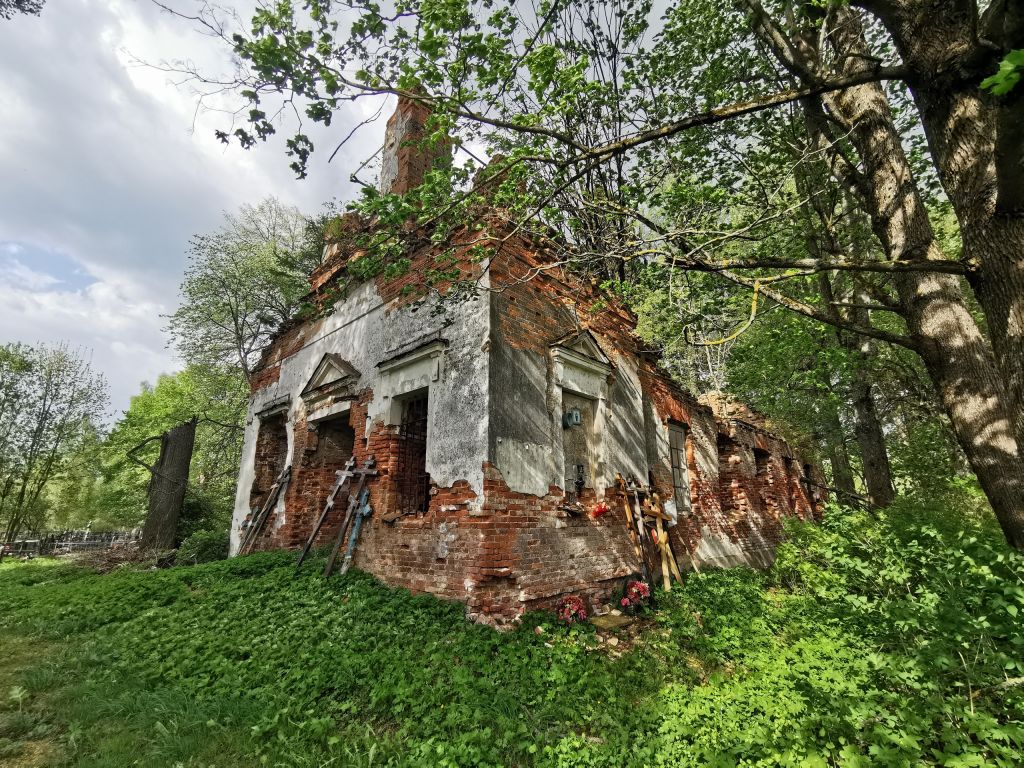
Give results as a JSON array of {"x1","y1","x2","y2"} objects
[
  {"x1": 248, "y1": 414, "x2": 288, "y2": 511},
  {"x1": 484, "y1": 231, "x2": 824, "y2": 586},
  {"x1": 240, "y1": 220, "x2": 825, "y2": 626}
]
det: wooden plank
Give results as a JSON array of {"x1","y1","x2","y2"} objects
[
  {"x1": 339, "y1": 489, "x2": 371, "y2": 575},
  {"x1": 654, "y1": 507, "x2": 671, "y2": 590},
  {"x1": 239, "y1": 465, "x2": 291, "y2": 556},
  {"x1": 649, "y1": 493, "x2": 684, "y2": 585}
]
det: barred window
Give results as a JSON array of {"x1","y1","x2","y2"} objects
[
  {"x1": 395, "y1": 392, "x2": 430, "y2": 514},
  {"x1": 668, "y1": 422, "x2": 692, "y2": 515}
]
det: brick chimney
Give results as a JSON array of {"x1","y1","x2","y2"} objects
[{"x1": 379, "y1": 95, "x2": 451, "y2": 195}]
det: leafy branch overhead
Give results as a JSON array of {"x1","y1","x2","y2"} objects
[
  {"x1": 982, "y1": 49, "x2": 1024, "y2": 95},
  {"x1": 158, "y1": 0, "x2": 1024, "y2": 550}
]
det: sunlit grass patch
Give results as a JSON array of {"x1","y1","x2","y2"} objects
[{"x1": 0, "y1": 503, "x2": 1022, "y2": 766}]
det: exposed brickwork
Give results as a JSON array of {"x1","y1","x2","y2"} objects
[
  {"x1": 248, "y1": 365, "x2": 281, "y2": 394},
  {"x1": 249, "y1": 414, "x2": 287, "y2": 511},
  {"x1": 250, "y1": 318, "x2": 324, "y2": 396},
  {"x1": 235, "y1": 109, "x2": 826, "y2": 627},
  {"x1": 379, "y1": 96, "x2": 451, "y2": 195}
]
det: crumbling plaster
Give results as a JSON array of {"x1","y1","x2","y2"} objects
[
  {"x1": 230, "y1": 278, "x2": 491, "y2": 555},
  {"x1": 487, "y1": 330, "x2": 650, "y2": 499}
]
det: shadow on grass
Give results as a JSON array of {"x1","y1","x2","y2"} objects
[{"x1": 1, "y1": 506, "x2": 1022, "y2": 768}]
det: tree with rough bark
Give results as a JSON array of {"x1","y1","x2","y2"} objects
[
  {"x1": 158, "y1": 0, "x2": 1024, "y2": 544},
  {"x1": 135, "y1": 418, "x2": 198, "y2": 551}
]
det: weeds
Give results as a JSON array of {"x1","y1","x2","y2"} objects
[{"x1": 0, "y1": 500, "x2": 1022, "y2": 766}]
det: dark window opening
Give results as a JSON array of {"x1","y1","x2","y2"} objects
[
  {"x1": 395, "y1": 393, "x2": 430, "y2": 514},
  {"x1": 307, "y1": 416, "x2": 355, "y2": 469},
  {"x1": 302, "y1": 415, "x2": 356, "y2": 521},
  {"x1": 802, "y1": 462, "x2": 816, "y2": 507},
  {"x1": 249, "y1": 413, "x2": 288, "y2": 511},
  {"x1": 754, "y1": 448, "x2": 772, "y2": 512},
  {"x1": 754, "y1": 448, "x2": 771, "y2": 476},
  {"x1": 668, "y1": 422, "x2": 692, "y2": 515},
  {"x1": 783, "y1": 457, "x2": 797, "y2": 512}
]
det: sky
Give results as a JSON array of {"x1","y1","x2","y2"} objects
[{"x1": 0, "y1": 0, "x2": 386, "y2": 418}]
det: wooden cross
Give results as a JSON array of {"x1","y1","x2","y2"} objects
[
  {"x1": 644, "y1": 493, "x2": 683, "y2": 590},
  {"x1": 323, "y1": 456, "x2": 379, "y2": 578},
  {"x1": 295, "y1": 456, "x2": 357, "y2": 574}
]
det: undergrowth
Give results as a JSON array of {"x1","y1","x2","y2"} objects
[{"x1": 0, "y1": 498, "x2": 1022, "y2": 766}]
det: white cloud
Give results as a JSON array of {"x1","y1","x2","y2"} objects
[
  {"x1": 0, "y1": 0, "x2": 388, "y2": 414},
  {"x1": 0, "y1": 267, "x2": 175, "y2": 418},
  {"x1": 4, "y1": 258, "x2": 63, "y2": 291}
]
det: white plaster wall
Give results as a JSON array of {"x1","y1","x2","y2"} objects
[
  {"x1": 603, "y1": 350, "x2": 650, "y2": 486},
  {"x1": 493, "y1": 334, "x2": 650, "y2": 499},
  {"x1": 230, "y1": 279, "x2": 491, "y2": 555}
]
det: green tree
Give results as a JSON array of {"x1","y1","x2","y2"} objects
[
  {"x1": 0, "y1": 343, "x2": 108, "y2": 546},
  {"x1": 167, "y1": 197, "x2": 330, "y2": 379},
  {"x1": 95, "y1": 366, "x2": 248, "y2": 538}
]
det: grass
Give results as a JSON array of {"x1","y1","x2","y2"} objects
[{"x1": 0, "y1": 499, "x2": 1023, "y2": 766}]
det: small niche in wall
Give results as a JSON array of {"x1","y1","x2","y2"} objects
[
  {"x1": 754, "y1": 448, "x2": 771, "y2": 476},
  {"x1": 562, "y1": 392, "x2": 598, "y2": 499},
  {"x1": 562, "y1": 407, "x2": 582, "y2": 428}
]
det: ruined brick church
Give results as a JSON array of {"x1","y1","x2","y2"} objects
[{"x1": 231, "y1": 98, "x2": 825, "y2": 624}]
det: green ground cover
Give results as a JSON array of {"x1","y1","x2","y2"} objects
[{"x1": 1, "y1": 501, "x2": 1022, "y2": 767}]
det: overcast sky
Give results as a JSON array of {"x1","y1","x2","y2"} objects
[{"x1": 0, "y1": 0, "x2": 386, "y2": 418}]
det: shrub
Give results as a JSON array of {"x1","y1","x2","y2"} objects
[
  {"x1": 177, "y1": 488, "x2": 233, "y2": 544},
  {"x1": 176, "y1": 529, "x2": 229, "y2": 565}
]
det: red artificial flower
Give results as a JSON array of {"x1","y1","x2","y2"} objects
[{"x1": 556, "y1": 594, "x2": 588, "y2": 624}]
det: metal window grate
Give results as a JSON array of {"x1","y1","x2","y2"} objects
[
  {"x1": 396, "y1": 394, "x2": 430, "y2": 514},
  {"x1": 668, "y1": 423, "x2": 692, "y2": 515}
]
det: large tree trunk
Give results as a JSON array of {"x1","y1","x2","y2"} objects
[
  {"x1": 816, "y1": 273, "x2": 896, "y2": 507},
  {"x1": 823, "y1": 406, "x2": 858, "y2": 498},
  {"x1": 849, "y1": 362, "x2": 895, "y2": 507},
  {"x1": 814, "y1": 7, "x2": 1024, "y2": 546},
  {"x1": 969, "y1": 226, "x2": 1024, "y2": 457},
  {"x1": 852, "y1": 0, "x2": 1024, "y2": 475},
  {"x1": 846, "y1": 299, "x2": 896, "y2": 507},
  {"x1": 140, "y1": 418, "x2": 196, "y2": 551}
]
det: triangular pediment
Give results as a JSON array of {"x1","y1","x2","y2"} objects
[
  {"x1": 551, "y1": 330, "x2": 610, "y2": 366},
  {"x1": 301, "y1": 354, "x2": 360, "y2": 398}
]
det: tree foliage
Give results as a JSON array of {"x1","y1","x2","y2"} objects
[
  {"x1": 167, "y1": 197, "x2": 330, "y2": 378},
  {"x1": 55, "y1": 198, "x2": 326, "y2": 539},
  {"x1": 0, "y1": 343, "x2": 108, "y2": 543},
  {"x1": 0, "y1": 0, "x2": 43, "y2": 20},
  {"x1": 95, "y1": 366, "x2": 247, "y2": 536}
]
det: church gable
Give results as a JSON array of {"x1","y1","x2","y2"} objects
[
  {"x1": 301, "y1": 353, "x2": 360, "y2": 400},
  {"x1": 551, "y1": 329, "x2": 611, "y2": 367}
]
